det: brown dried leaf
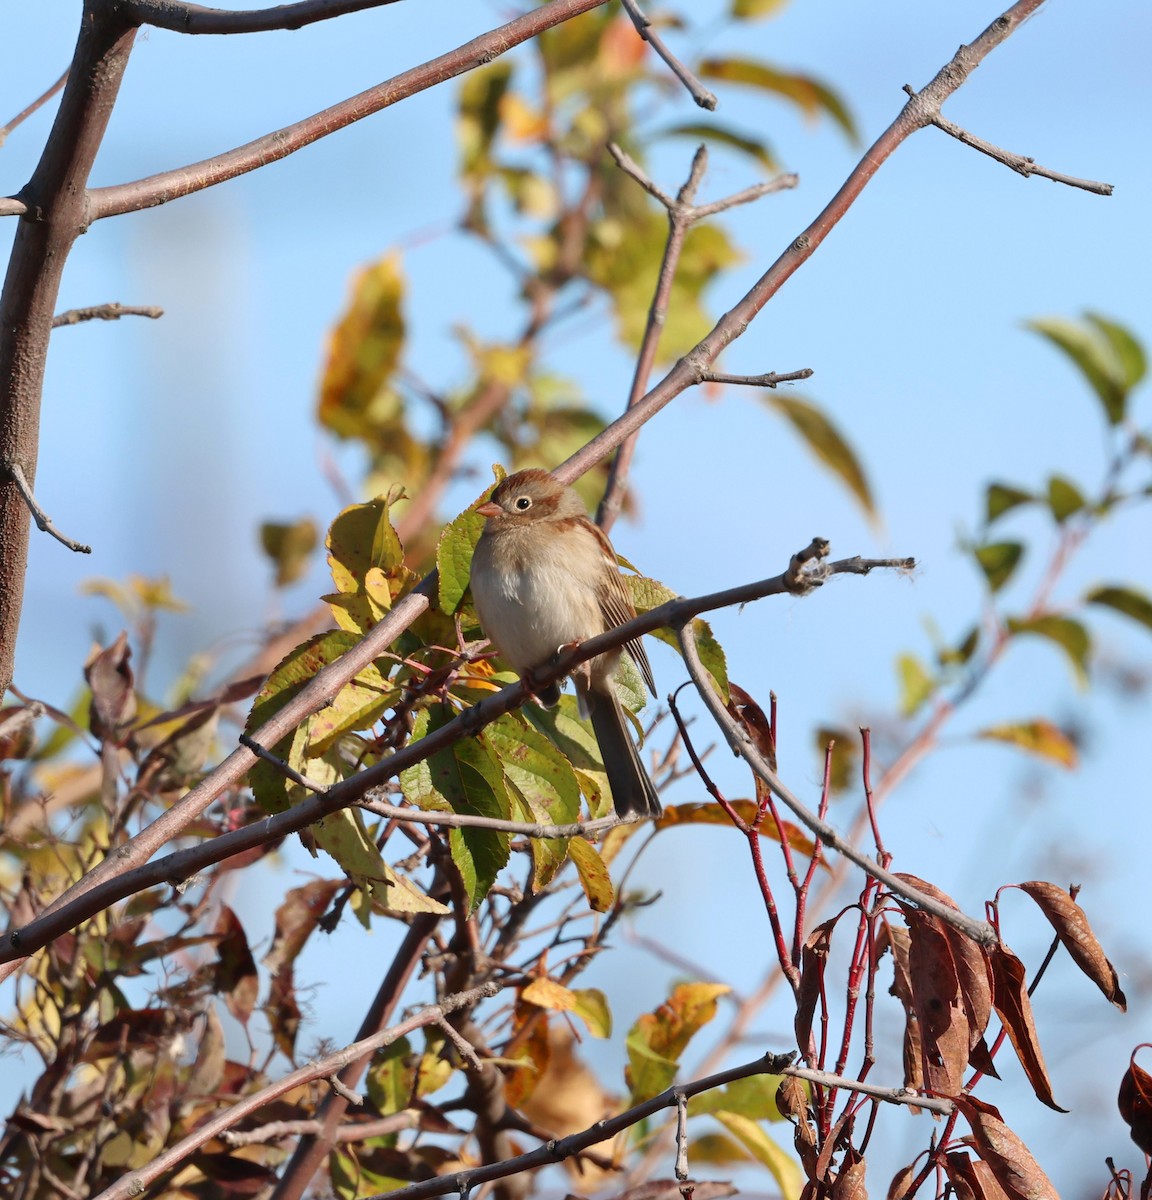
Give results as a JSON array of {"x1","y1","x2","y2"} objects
[
  {"x1": 945, "y1": 1151, "x2": 1012, "y2": 1200},
  {"x1": 795, "y1": 919, "x2": 834, "y2": 1052},
  {"x1": 831, "y1": 1146, "x2": 867, "y2": 1200},
  {"x1": 988, "y1": 943, "x2": 1065, "y2": 1111},
  {"x1": 880, "y1": 923, "x2": 924, "y2": 1103},
  {"x1": 213, "y1": 906, "x2": 259, "y2": 1026},
  {"x1": 727, "y1": 681, "x2": 776, "y2": 770},
  {"x1": 264, "y1": 879, "x2": 342, "y2": 975},
  {"x1": 85, "y1": 631, "x2": 136, "y2": 741},
  {"x1": 267, "y1": 962, "x2": 302, "y2": 1059},
  {"x1": 886, "y1": 1163, "x2": 918, "y2": 1200},
  {"x1": 1018, "y1": 881, "x2": 1127, "y2": 1010},
  {"x1": 904, "y1": 910, "x2": 968, "y2": 1098},
  {"x1": 955, "y1": 1095, "x2": 1059, "y2": 1199},
  {"x1": 1117, "y1": 1050, "x2": 1152, "y2": 1156}
]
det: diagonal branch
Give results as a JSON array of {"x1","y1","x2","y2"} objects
[
  {"x1": 619, "y1": 0, "x2": 716, "y2": 110},
  {"x1": 0, "y1": 548, "x2": 910, "y2": 965},
  {"x1": 675, "y1": 620, "x2": 996, "y2": 945},
  {"x1": 125, "y1": 0, "x2": 403, "y2": 34},
  {"x1": 358, "y1": 1051, "x2": 798, "y2": 1200},
  {"x1": 89, "y1": 0, "x2": 613, "y2": 220},
  {"x1": 913, "y1": 90, "x2": 1113, "y2": 194}
]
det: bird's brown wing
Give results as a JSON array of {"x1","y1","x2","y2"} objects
[{"x1": 589, "y1": 523, "x2": 657, "y2": 698}]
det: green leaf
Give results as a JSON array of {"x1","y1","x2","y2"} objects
[
  {"x1": 457, "y1": 60, "x2": 513, "y2": 181},
  {"x1": 437, "y1": 504, "x2": 488, "y2": 616},
  {"x1": 731, "y1": 0, "x2": 791, "y2": 17},
  {"x1": 1085, "y1": 312, "x2": 1146, "y2": 391},
  {"x1": 654, "y1": 121, "x2": 777, "y2": 172},
  {"x1": 986, "y1": 483, "x2": 1034, "y2": 524},
  {"x1": 326, "y1": 494, "x2": 407, "y2": 600},
  {"x1": 1026, "y1": 314, "x2": 1144, "y2": 425},
  {"x1": 626, "y1": 983, "x2": 730, "y2": 1102},
  {"x1": 939, "y1": 625, "x2": 980, "y2": 668},
  {"x1": 689, "y1": 1074, "x2": 786, "y2": 1121},
  {"x1": 896, "y1": 653, "x2": 935, "y2": 718},
  {"x1": 629, "y1": 575, "x2": 729, "y2": 701},
  {"x1": 367, "y1": 1036, "x2": 415, "y2": 1117},
  {"x1": 485, "y1": 713, "x2": 582, "y2": 890},
  {"x1": 1046, "y1": 475, "x2": 1086, "y2": 523},
  {"x1": 1006, "y1": 614, "x2": 1091, "y2": 686},
  {"x1": 711, "y1": 1111, "x2": 803, "y2": 1200},
  {"x1": 571, "y1": 988, "x2": 612, "y2": 1038},
  {"x1": 977, "y1": 720, "x2": 1078, "y2": 768},
  {"x1": 523, "y1": 695, "x2": 611, "y2": 814},
  {"x1": 697, "y1": 57, "x2": 857, "y2": 142},
  {"x1": 260, "y1": 518, "x2": 319, "y2": 588},
  {"x1": 400, "y1": 708, "x2": 512, "y2": 910},
  {"x1": 974, "y1": 542, "x2": 1023, "y2": 593},
  {"x1": 1086, "y1": 585, "x2": 1152, "y2": 634},
  {"x1": 568, "y1": 835, "x2": 615, "y2": 913},
  {"x1": 767, "y1": 395, "x2": 875, "y2": 519}
]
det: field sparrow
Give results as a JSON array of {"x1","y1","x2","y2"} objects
[{"x1": 470, "y1": 469, "x2": 661, "y2": 819}]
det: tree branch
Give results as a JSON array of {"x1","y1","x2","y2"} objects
[
  {"x1": 88, "y1": 0, "x2": 613, "y2": 220},
  {"x1": 358, "y1": 1052, "x2": 797, "y2": 1200},
  {"x1": 619, "y1": 0, "x2": 716, "y2": 111},
  {"x1": 3, "y1": 462, "x2": 92, "y2": 554},
  {"x1": 912, "y1": 90, "x2": 1114, "y2": 194},
  {"x1": 597, "y1": 142, "x2": 798, "y2": 530},
  {"x1": 0, "y1": 546, "x2": 910, "y2": 965},
  {"x1": 0, "y1": 67, "x2": 68, "y2": 147},
  {"x1": 51, "y1": 302, "x2": 163, "y2": 327},
  {"x1": 124, "y1": 0, "x2": 402, "y2": 35},
  {"x1": 675, "y1": 620, "x2": 996, "y2": 945}
]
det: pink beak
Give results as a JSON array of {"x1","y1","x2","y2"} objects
[{"x1": 476, "y1": 501, "x2": 501, "y2": 518}]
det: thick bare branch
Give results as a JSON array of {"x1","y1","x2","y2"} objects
[
  {"x1": 89, "y1": 0, "x2": 612, "y2": 220},
  {"x1": 125, "y1": 0, "x2": 402, "y2": 34}
]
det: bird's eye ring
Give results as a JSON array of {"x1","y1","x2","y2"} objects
[{"x1": 515, "y1": 496, "x2": 532, "y2": 511}]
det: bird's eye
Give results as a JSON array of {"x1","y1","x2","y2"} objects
[{"x1": 514, "y1": 496, "x2": 532, "y2": 511}]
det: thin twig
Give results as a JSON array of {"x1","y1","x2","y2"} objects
[
  {"x1": 357, "y1": 797, "x2": 621, "y2": 838},
  {"x1": 781, "y1": 1064, "x2": 953, "y2": 1117},
  {"x1": 52, "y1": 303, "x2": 163, "y2": 327},
  {"x1": 598, "y1": 143, "x2": 798, "y2": 529},
  {"x1": 700, "y1": 368, "x2": 814, "y2": 389},
  {"x1": 676, "y1": 621, "x2": 996, "y2": 946},
  {"x1": 221, "y1": 1113, "x2": 419, "y2": 1147},
  {"x1": 88, "y1": 981, "x2": 499, "y2": 1200},
  {"x1": 912, "y1": 93, "x2": 1113, "y2": 194},
  {"x1": 435, "y1": 1017, "x2": 485, "y2": 1071},
  {"x1": 619, "y1": 0, "x2": 716, "y2": 110},
  {"x1": 239, "y1": 733, "x2": 328, "y2": 793},
  {"x1": 4, "y1": 463, "x2": 91, "y2": 554},
  {"x1": 0, "y1": 67, "x2": 68, "y2": 146}
]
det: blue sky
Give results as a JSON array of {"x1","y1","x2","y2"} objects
[{"x1": 2, "y1": 1, "x2": 1150, "y2": 1190}]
